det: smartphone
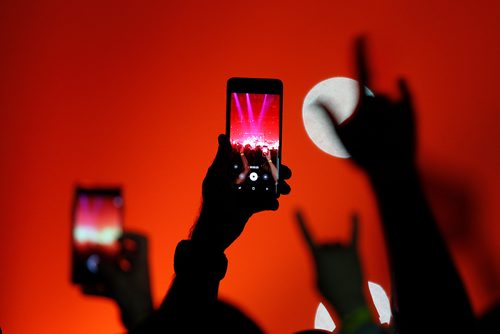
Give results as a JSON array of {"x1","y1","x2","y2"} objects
[
  {"x1": 71, "y1": 186, "x2": 123, "y2": 286},
  {"x1": 226, "y1": 77, "x2": 283, "y2": 196}
]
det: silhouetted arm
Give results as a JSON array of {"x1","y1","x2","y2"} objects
[
  {"x1": 132, "y1": 134, "x2": 291, "y2": 332},
  {"x1": 295, "y1": 211, "x2": 383, "y2": 334},
  {"x1": 325, "y1": 38, "x2": 475, "y2": 334},
  {"x1": 368, "y1": 162, "x2": 476, "y2": 334}
]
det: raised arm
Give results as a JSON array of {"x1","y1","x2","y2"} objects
[
  {"x1": 324, "y1": 38, "x2": 475, "y2": 334},
  {"x1": 133, "y1": 134, "x2": 291, "y2": 333},
  {"x1": 295, "y1": 211, "x2": 383, "y2": 334}
]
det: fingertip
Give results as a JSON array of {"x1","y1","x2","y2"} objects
[
  {"x1": 118, "y1": 257, "x2": 132, "y2": 272},
  {"x1": 213, "y1": 134, "x2": 232, "y2": 165},
  {"x1": 294, "y1": 208, "x2": 303, "y2": 222},
  {"x1": 355, "y1": 35, "x2": 370, "y2": 90},
  {"x1": 278, "y1": 182, "x2": 291, "y2": 195},
  {"x1": 122, "y1": 238, "x2": 138, "y2": 252},
  {"x1": 355, "y1": 35, "x2": 367, "y2": 52},
  {"x1": 397, "y1": 78, "x2": 412, "y2": 103},
  {"x1": 218, "y1": 133, "x2": 227, "y2": 143},
  {"x1": 280, "y1": 165, "x2": 292, "y2": 179}
]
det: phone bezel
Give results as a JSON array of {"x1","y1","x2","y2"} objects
[
  {"x1": 226, "y1": 77, "x2": 283, "y2": 196},
  {"x1": 70, "y1": 186, "x2": 124, "y2": 285}
]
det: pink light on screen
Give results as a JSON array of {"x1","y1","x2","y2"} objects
[
  {"x1": 74, "y1": 195, "x2": 122, "y2": 251},
  {"x1": 230, "y1": 93, "x2": 280, "y2": 149}
]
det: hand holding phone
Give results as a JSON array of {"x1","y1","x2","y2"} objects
[{"x1": 194, "y1": 134, "x2": 291, "y2": 252}]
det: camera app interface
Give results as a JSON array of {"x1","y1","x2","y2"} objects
[
  {"x1": 73, "y1": 191, "x2": 123, "y2": 278},
  {"x1": 229, "y1": 92, "x2": 280, "y2": 194}
]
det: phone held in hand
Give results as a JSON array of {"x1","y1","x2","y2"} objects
[
  {"x1": 226, "y1": 77, "x2": 283, "y2": 196},
  {"x1": 71, "y1": 186, "x2": 123, "y2": 287}
]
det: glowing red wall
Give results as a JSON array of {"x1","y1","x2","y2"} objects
[{"x1": 1, "y1": 1, "x2": 499, "y2": 333}]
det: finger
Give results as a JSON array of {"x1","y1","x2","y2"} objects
[
  {"x1": 278, "y1": 180, "x2": 291, "y2": 195},
  {"x1": 117, "y1": 256, "x2": 133, "y2": 272},
  {"x1": 319, "y1": 102, "x2": 341, "y2": 130},
  {"x1": 120, "y1": 232, "x2": 148, "y2": 254},
  {"x1": 398, "y1": 78, "x2": 412, "y2": 107},
  {"x1": 295, "y1": 209, "x2": 317, "y2": 253},
  {"x1": 350, "y1": 213, "x2": 360, "y2": 249},
  {"x1": 121, "y1": 237, "x2": 138, "y2": 254},
  {"x1": 279, "y1": 164, "x2": 292, "y2": 180},
  {"x1": 355, "y1": 36, "x2": 370, "y2": 102},
  {"x1": 211, "y1": 134, "x2": 232, "y2": 170},
  {"x1": 121, "y1": 231, "x2": 147, "y2": 243},
  {"x1": 254, "y1": 198, "x2": 279, "y2": 212}
]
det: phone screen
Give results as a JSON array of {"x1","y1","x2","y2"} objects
[
  {"x1": 71, "y1": 187, "x2": 123, "y2": 285},
  {"x1": 227, "y1": 78, "x2": 283, "y2": 195}
]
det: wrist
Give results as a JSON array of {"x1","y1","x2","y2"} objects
[
  {"x1": 326, "y1": 295, "x2": 366, "y2": 320},
  {"x1": 340, "y1": 305, "x2": 377, "y2": 334},
  {"x1": 190, "y1": 210, "x2": 228, "y2": 252},
  {"x1": 174, "y1": 240, "x2": 228, "y2": 281}
]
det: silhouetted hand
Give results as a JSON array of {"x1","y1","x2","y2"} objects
[
  {"x1": 83, "y1": 232, "x2": 153, "y2": 330},
  {"x1": 322, "y1": 38, "x2": 416, "y2": 177},
  {"x1": 320, "y1": 37, "x2": 476, "y2": 334},
  {"x1": 295, "y1": 211, "x2": 365, "y2": 319},
  {"x1": 191, "y1": 134, "x2": 291, "y2": 252}
]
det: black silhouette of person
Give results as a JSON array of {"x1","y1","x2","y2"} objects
[{"x1": 318, "y1": 37, "x2": 476, "y2": 334}]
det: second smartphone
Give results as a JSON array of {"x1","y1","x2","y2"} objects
[
  {"x1": 226, "y1": 77, "x2": 283, "y2": 196},
  {"x1": 71, "y1": 186, "x2": 124, "y2": 288}
]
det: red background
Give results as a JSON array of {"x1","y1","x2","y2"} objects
[{"x1": 1, "y1": 1, "x2": 499, "y2": 333}]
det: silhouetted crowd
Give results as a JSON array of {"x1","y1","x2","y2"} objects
[{"x1": 76, "y1": 38, "x2": 498, "y2": 334}]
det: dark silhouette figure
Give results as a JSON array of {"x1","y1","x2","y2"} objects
[
  {"x1": 295, "y1": 212, "x2": 389, "y2": 334},
  {"x1": 321, "y1": 37, "x2": 476, "y2": 334},
  {"x1": 476, "y1": 302, "x2": 500, "y2": 334},
  {"x1": 82, "y1": 232, "x2": 154, "y2": 331},
  {"x1": 130, "y1": 134, "x2": 291, "y2": 333}
]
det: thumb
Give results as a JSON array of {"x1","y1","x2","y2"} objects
[
  {"x1": 398, "y1": 78, "x2": 412, "y2": 107},
  {"x1": 210, "y1": 134, "x2": 232, "y2": 170},
  {"x1": 295, "y1": 209, "x2": 317, "y2": 254}
]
